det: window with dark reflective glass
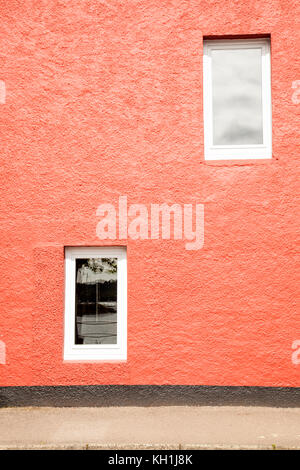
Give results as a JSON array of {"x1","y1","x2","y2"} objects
[
  {"x1": 75, "y1": 258, "x2": 117, "y2": 345},
  {"x1": 64, "y1": 247, "x2": 127, "y2": 361}
]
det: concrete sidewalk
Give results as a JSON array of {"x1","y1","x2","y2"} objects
[{"x1": 0, "y1": 406, "x2": 300, "y2": 450}]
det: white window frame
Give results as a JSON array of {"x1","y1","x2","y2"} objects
[
  {"x1": 203, "y1": 38, "x2": 272, "y2": 160},
  {"x1": 64, "y1": 246, "x2": 127, "y2": 361}
]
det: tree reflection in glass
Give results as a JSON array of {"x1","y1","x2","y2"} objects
[{"x1": 75, "y1": 258, "x2": 117, "y2": 345}]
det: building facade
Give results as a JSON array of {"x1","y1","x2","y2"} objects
[{"x1": 0, "y1": 0, "x2": 299, "y2": 394}]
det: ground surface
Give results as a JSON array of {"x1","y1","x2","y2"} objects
[{"x1": 0, "y1": 406, "x2": 300, "y2": 450}]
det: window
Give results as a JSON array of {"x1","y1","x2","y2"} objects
[
  {"x1": 203, "y1": 38, "x2": 271, "y2": 160},
  {"x1": 64, "y1": 247, "x2": 127, "y2": 361}
]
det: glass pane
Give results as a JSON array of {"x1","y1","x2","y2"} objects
[
  {"x1": 75, "y1": 258, "x2": 117, "y2": 345},
  {"x1": 212, "y1": 47, "x2": 263, "y2": 145}
]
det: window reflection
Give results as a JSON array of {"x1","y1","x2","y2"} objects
[
  {"x1": 75, "y1": 258, "x2": 117, "y2": 345},
  {"x1": 212, "y1": 48, "x2": 263, "y2": 145}
]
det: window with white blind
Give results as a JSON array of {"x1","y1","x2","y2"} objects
[{"x1": 203, "y1": 38, "x2": 272, "y2": 160}]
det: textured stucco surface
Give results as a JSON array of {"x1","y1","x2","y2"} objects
[
  {"x1": 1, "y1": 386, "x2": 300, "y2": 408},
  {"x1": 0, "y1": 0, "x2": 299, "y2": 387}
]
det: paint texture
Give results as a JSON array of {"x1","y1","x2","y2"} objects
[{"x1": 0, "y1": 0, "x2": 299, "y2": 386}]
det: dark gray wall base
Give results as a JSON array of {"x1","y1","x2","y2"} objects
[{"x1": 1, "y1": 385, "x2": 300, "y2": 408}]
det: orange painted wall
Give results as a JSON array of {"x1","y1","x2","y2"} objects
[{"x1": 0, "y1": 0, "x2": 299, "y2": 386}]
